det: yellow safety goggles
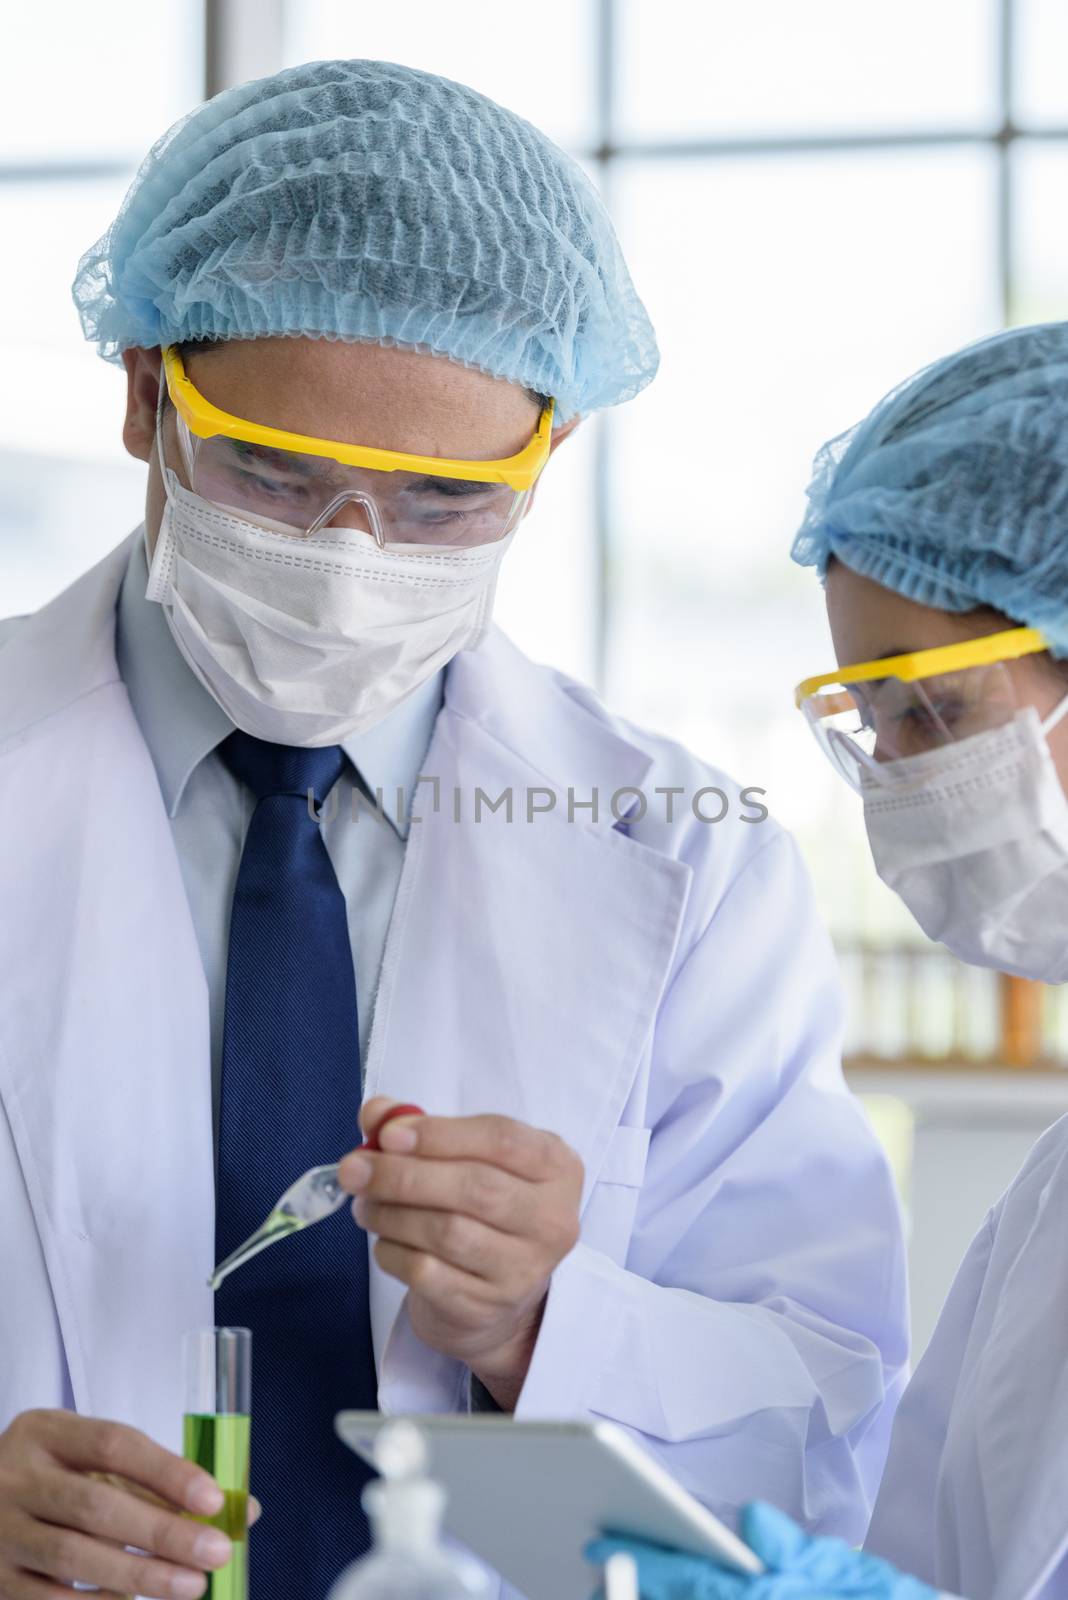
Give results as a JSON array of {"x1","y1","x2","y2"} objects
[
  {"x1": 795, "y1": 627, "x2": 1052, "y2": 789},
  {"x1": 160, "y1": 345, "x2": 555, "y2": 549}
]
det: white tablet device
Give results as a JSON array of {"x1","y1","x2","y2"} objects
[{"x1": 335, "y1": 1412, "x2": 764, "y2": 1599}]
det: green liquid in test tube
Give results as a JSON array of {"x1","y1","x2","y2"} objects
[{"x1": 182, "y1": 1327, "x2": 252, "y2": 1600}]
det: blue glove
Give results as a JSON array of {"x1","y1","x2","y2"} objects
[{"x1": 587, "y1": 1503, "x2": 941, "y2": 1598}]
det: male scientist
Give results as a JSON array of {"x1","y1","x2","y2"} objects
[{"x1": 0, "y1": 59, "x2": 907, "y2": 1600}]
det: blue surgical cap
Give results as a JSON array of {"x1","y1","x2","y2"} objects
[
  {"x1": 792, "y1": 321, "x2": 1068, "y2": 656},
  {"x1": 71, "y1": 58, "x2": 657, "y2": 423}
]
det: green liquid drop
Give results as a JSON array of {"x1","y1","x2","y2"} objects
[{"x1": 208, "y1": 1210, "x2": 305, "y2": 1290}]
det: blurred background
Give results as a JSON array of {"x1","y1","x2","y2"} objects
[{"x1": 4, "y1": 0, "x2": 1068, "y2": 1352}]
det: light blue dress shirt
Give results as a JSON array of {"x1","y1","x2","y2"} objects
[{"x1": 115, "y1": 532, "x2": 444, "y2": 1170}]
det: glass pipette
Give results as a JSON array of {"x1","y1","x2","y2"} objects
[
  {"x1": 209, "y1": 1163, "x2": 346, "y2": 1289},
  {"x1": 209, "y1": 1104, "x2": 426, "y2": 1290}
]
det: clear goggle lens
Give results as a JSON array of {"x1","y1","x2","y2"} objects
[
  {"x1": 801, "y1": 661, "x2": 1022, "y2": 791},
  {"x1": 171, "y1": 414, "x2": 531, "y2": 550}
]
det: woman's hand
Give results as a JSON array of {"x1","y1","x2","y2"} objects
[{"x1": 588, "y1": 1503, "x2": 943, "y2": 1598}]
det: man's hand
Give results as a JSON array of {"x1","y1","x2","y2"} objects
[
  {"x1": 339, "y1": 1098, "x2": 583, "y2": 1410},
  {"x1": 0, "y1": 1409, "x2": 260, "y2": 1599}
]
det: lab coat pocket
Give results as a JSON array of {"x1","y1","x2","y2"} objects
[{"x1": 580, "y1": 1124, "x2": 652, "y2": 1265}]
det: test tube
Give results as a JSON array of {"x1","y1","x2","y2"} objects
[{"x1": 182, "y1": 1327, "x2": 252, "y2": 1600}]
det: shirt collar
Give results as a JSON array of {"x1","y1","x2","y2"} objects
[{"x1": 115, "y1": 532, "x2": 443, "y2": 838}]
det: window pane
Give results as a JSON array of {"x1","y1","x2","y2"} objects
[
  {"x1": 607, "y1": 148, "x2": 1000, "y2": 941},
  {"x1": 1015, "y1": 0, "x2": 1068, "y2": 126},
  {"x1": 0, "y1": 2, "x2": 201, "y2": 164},
  {"x1": 0, "y1": 180, "x2": 136, "y2": 458},
  {"x1": 283, "y1": 0, "x2": 597, "y2": 153},
  {"x1": 1012, "y1": 141, "x2": 1068, "y2": 323},
  {"x1": 0, "y1": 180, "x2": 145, "y2": 614},
  {"x1": 616, "y1": 0, "x2": 998, "y2": 140}
]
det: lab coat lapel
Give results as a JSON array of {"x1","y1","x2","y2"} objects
[
  {"x1": 982, "y1": 1173, "x2": 1068, "y2": 1600},
  {"x1": 365, "y1": 628, "x2": 692, "y2": 1406},
  {"x1": 0, "y1": 536, "x2": 213, "y2": 1452}
]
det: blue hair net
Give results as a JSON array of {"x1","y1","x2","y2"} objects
[
  {"x1": 72, "y1": 58, "x2": 658, "y2": 422},
  {"x1": 792, "y1": 322, "x2": 1068, "y2": 655}
]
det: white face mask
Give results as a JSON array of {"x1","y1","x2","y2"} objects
[
  {"x1": 145, "y1": 470, "x2": 515, "y2": 746},
  {"x1": 861, "y1": 697, "x2": 1068, "y2": 982}
]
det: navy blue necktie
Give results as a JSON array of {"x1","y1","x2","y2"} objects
[{"x1": 215, "y1": 732, "x2": 377, "y2": 1598}]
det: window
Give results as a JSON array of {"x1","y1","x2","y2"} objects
[{"x1": 0, "y1": 2, "x2": 201, "y2": 615}]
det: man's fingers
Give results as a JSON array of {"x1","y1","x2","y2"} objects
[
  {"x1": 376, "y1": 1113, "x2": 580, "y2": 1184},
  {"x1": 357, "y1": 1096, "x2": 399, "y2": 1140},
  {"x1": 1, "y1": 1574, "x2": 128, "y2": 1600},
  {"x1": 358, "y1": 1198, "x2": 517, "y2": 1281},
  {"x1": 341, "y1": 1152, "x2": 536, "y2": 1234},
  {"x1": 87, "y1": 1467, "x2": 258, "y2": 1531},
  {"x1": 373, "y1": 1238, "x2": 486, "y2": 1312},
  {"x1": 10, "y1": 1512, "x2": 216, "y2": 1600},
  {"x1": 42, "y1": 1415, "x2": 222, "y2": 1517},
  {"x1": 87, "y1": 1471, "x2": 171, "y2": 1511},
  {"x1": 24, "y1": 1470, "x2": 233, "y2": 1577}
]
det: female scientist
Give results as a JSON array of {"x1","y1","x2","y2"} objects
[{"x1": 592, "y1": 320, "x2": 1068, "y2": 1600}]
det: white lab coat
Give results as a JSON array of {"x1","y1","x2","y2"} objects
[
  {"x1": 0, "y1": 536, "x2": 908, "y2": 1589},
  {"x1": 867, "y1": 1112, "x2": 1068, "y2": 1600}
]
